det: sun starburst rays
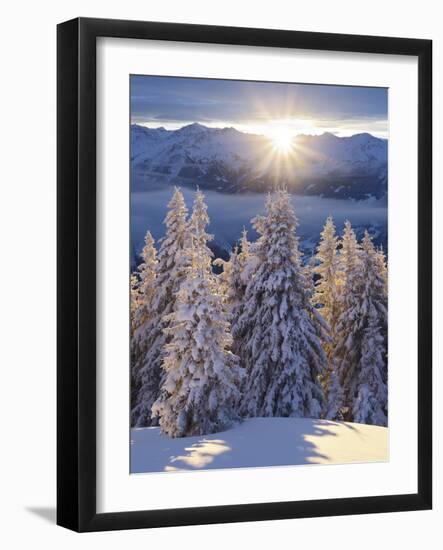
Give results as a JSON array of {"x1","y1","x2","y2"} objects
[{"x1": 269, "y1": 127, "x2": 295, "y2": 154}]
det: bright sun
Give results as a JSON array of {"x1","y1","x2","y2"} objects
[{"x1": 268, "y1": 128, "x2": 295, "y2": 153}]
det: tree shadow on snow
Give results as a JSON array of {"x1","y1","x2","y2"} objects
[{"x1": 130, "y1": 417, "x2": 359, "y2": 473}]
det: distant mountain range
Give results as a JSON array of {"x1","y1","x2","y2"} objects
[{"x1": 131, "y1": 123, "x2": 387, "y2": 201}]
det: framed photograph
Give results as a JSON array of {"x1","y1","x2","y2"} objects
[{"x1": 57, "y1": 17, "x2": 432, "y2": 532}]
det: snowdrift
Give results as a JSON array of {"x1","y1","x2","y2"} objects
[{"x1": 131, "y1": 417, "x2": 388, "y2": 473}]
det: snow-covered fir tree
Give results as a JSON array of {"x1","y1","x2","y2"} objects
[
  {"x1": 213, "y1": 246, "x2": 238, "y2": 305},
  {"x1": 353, "y1": 232, "x2": 388, "y2": 425},
  {"x1": 235, "y1": 190, "x2": 327, "y2": 418},
  {"x1": 334, "y1": 221, "x2": 361, "y2": 419},
  {"x1": 313, "y1": 216, "x2": 344, "y2": 420},
  {"x1": 132, "y1": 231, "x2": 157, "y2": 331},
  {"x1": 130, "y1": 273, "x2": 142, "y2": 410},
  {"x1": 131, "y1": 188, "x2": 189, "y2": 427},
  {"x1": 352, "y1": 305, "x2": 387, "y2": 426},
  {"x1": 314, "y1": 216, "x2": 342, "y2": 342},
  {"x1": 335, "y1": 227, "x2": 388, "y2": 425},
  {"x1": 130, "y1": 273, "x2": 140, "y2": 334},
  {"x1": 375, "y1": 245, "x2": 388, "y2": 356},
  {"x1": 214, "y1": 227, "x2": 251, "y2": 319},
  {"x1": 322, "y1": 365, "x2": 344, "y2": 421},
  {"x1": 130, "y1": 231, "x2": 158, "y2": 410},
  {"x1": 152, "y1": 190, "x2": 242, "y2": 437},
  {"x1": 238, "y1": 227, "x2": 251, "y2": 269},
  {"x1": 188, "y1": 188, "x2": 214, "y2": 269},
  {"x1": 375, "y1": 245, "x2": 388, "y2": 288}
]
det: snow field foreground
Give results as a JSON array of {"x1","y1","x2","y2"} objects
[{"x1": 130, "y1": 417, "x2": 388, "y2": 473}]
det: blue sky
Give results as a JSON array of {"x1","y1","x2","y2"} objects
[{"x1": 130, "y1": 75, "x2": 388, "y2": 138}]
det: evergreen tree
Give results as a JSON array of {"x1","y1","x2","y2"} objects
[
  {"x1": 131, "y1": 188, "x2": 189, "y2": 427},
  {"x1": 235, "y1": 228, "x2": 252, "y2": 297},
  {"x1": 375, "y1": 245, "x2": 388, "y2": 370},
  {"x1": 238, "y1": 227, "x2": 251, "y2": 270},
  {"x1": 130, "y1": 273, "x2": 142, "y2": 410},
  {"x1": 353, "y1": 232, "x2": 388, "y2": 425},
  {"x1": 188, "y1": 188, "x2": 214, "y2": 270},
  {"x1": 335, "y1": 227, "x2": 388, "y2": 425},
  {"x1": 313, "y1": 216, "x2": 344, "y2": 419},
  {"x1": 323, "y1": 368, "x2": 344, "y2": 421},
  {"x1": 130, "y1": 273, "x2": 140, "y2": 334},
  {"x1": 152, "y1": 190, "x2": 242, "y2": 437},
  {"x1": 213, "y1": 246, "x2": 238, "y2": 306},
  {"x1": 314, "y1": 216, "x2": 342, "y2": 343},
  {"x1": 235, "y1": 191, "x2": 327, "y2": 418},
  {"x1": 214, "y1": 227, "x2": 251, "y2": 319},
  {"x1": 132, "y1": 231, "x2": 157, "y2": 331},
  {"x1": 130, "y1": 231, "x2": 158, "y2": 411},
  {"x1": 375, "y1": 245, "x2": 388, "y2": 290},
  {"x1": 334, "y1": 221, "x2": 361, "y2": 420},
  {"x1": 352, "y1": 307, "x2": 387, "y2": 425}
]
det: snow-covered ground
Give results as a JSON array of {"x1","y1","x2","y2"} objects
[{"x1": 131, "y1": 417, "x2": 388, "y2": 473}]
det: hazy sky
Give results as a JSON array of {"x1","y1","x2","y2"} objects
[{"x1": 130, "y1": 75, "x2": 388, "y2": 138}]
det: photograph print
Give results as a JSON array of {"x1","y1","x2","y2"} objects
[{"x1": 129, "y1": 75, "x2": 388, "y2": 474}]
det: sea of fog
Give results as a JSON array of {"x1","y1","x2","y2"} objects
[{"x1": 131, "y1": 186, "x2": 387, "y2": 261}]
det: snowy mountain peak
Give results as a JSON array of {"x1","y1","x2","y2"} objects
[
  {"x1": 176, "y1": 122, "x2": 208, "y2": 134},
  {"x1": 317, "y1": 131, "x2": 339, "y2": 139}
]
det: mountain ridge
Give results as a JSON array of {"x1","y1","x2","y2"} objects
[{"x1": 131, "y1": 123, "x2": 387, "y2": 200}]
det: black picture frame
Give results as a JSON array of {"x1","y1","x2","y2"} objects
[{"x1": 57, "y1": 17, "x2": 432, "y2": 532}]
